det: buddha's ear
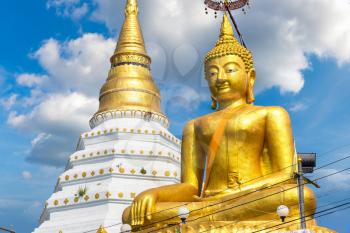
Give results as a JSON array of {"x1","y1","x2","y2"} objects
[
  {"x1": 211, "y1": 96, "x2": 218, "y2": 110},
  {"x1": 247, "y1": 68, "x2": 256, "y2": 104}
]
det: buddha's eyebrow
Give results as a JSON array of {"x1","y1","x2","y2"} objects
[
  {"x1": 207, "y1": 65, "x2": 219, "y2": 70},
  {"x1": 224, "y1": 62, "x2": 241, "y2": 69}
]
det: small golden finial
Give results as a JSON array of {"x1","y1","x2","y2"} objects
[
  {"x1": 125, "y1": 0, "x2": 138, "y2": 16},
  {"x1": 96, "y1": 225, "x2": 108, "y2": 233}
]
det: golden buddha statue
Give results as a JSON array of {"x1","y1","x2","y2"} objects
[{"x1": 122, "y1": 14, "x2": 334, "y2": 232}]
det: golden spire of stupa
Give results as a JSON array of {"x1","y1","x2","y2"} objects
[
  {"x1": 96, "y1": 225, "x2": 108, "y2": 233},
  {"x1": 95, "y1": 0, "x2": 163, "y2": 116},
  {"x1": 112, "y1": 0, "x2": 150, "y2": 64}
]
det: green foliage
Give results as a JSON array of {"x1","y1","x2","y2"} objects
[
  {"x1": 76, "y1": 186, "x2": 88, "y2": 197},
  {"x1": 140, "y1": 167, "x2": 147, "y2": 175}
]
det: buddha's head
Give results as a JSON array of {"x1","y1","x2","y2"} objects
[{"x1": 205, "y1": 14, "x2": 255, "y2": 110}]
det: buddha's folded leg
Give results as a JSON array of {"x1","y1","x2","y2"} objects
[
  {"x1": 122, "y1": 202, "x2": 190, "y2": 226},
  {"x1": 123, "y1": 184, "x2": 316, "y2": 227},
  {"x1": 205, "y1": 184, "x2": 316, "y2": 222}
]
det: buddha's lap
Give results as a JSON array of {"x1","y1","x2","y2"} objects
[{"x1": 123, "y1": 184, "x2": 316, "y2": 224}]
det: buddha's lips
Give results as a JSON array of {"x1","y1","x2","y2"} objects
[{"x1": 216, "y1": 83, "x2": 231, "y2": 91}]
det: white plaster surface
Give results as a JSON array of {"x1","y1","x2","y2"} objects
[{"x1": 33, "y1": 116, "x2": 181, "y2": 233}]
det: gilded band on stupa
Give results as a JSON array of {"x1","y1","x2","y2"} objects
[{"x1": 121, "y1": 7, "x2": 335, "y2": 233}]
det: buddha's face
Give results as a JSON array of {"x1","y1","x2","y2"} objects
[{"x1": 205, "y1": 54, "x2": 255, "y2": 104}]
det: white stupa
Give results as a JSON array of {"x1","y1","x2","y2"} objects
[{"x1": 33, "y1": 1, "x2": 181, "y2": 232}]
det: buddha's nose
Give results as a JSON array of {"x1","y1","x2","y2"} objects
[{"x1": 217, "y1": 69, "x2": 227, "y2": 81}]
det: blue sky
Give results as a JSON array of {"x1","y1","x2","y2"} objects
[{"x1": 1, "y1": 0, "x2": 350, "y2": 232}]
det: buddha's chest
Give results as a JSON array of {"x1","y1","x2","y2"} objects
[
  {"x1": 196, "y1": 112, "x2": 265, "y2": 147},
  {"x1": 197, "y1": 112, "x2": 266, "y2": 189}
]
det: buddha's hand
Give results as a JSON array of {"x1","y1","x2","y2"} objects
[{"x1": 131, "y1": 190, "x2": 158, "y2": 226}]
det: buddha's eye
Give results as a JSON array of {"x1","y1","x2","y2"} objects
[
  {"x1": 208, "y1": 71, "x2": 218, "y2": 77},
  {"x1": 226, "y1": 68, "x2": 237, "y2": 73}
]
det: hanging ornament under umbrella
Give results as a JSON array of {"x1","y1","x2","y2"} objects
[
  {"x1": 204, "y1": 0, "x2": 250, "y2": 48},
  {"x1": 204, "y1": 0, "x2": 250, "y2": 11}
]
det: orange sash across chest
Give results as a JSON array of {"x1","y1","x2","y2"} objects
[{"x1": 200, "y1": 105, "x2": 245, "y2": 197}]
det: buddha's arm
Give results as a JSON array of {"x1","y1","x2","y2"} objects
[
  {"x1": 266, "y1": 107, "x2": 295, "y2": 175},
  {"x1": 242, "y1": 107, "x2": 295, "y2": 191},
  {"x1": 130, "y1": 120, "x2": 199, "y2": 225}
]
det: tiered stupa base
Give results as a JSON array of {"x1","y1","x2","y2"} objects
[{"x1": 139, "y1": 221, "x2": 335, "y2": 233}]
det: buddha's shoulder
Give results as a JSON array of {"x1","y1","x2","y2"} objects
[
  {"x1": 183, "y1": 106, "x2": 290, "y2": 130},
  {"x1": 250, "y1": 105, "x2": 290, "y2": 119},
  {"x1": 182, "y1": 113, "x2": 216, "y2": 131},
  {"x1": 191, "y1": 111, "x2": 221, "y2": 124}
]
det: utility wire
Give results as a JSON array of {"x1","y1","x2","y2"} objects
[
  {"x1": 318, "y1": 143, "x2": 350, "y2": 158},
  {"x1": 81, "y1": 163, "x2": 297, "y2": 233},
  {"x1": 134, "y1": 155, "x2": 350, "y2": 232},
  {"x1": 81, "y1": 150, "x2": 350, "y2": 233},
  {"x1": 314, "y1": 153, "x2": 350, "y2": 171},
  {"x1": 251, "y1": 193, "x2": 350, "y2": 232},
  {"x1": 147, "y1": 152, "x2": 350, "y2": 224},
  {"x1": 199, "y1": 195, "x2": 350, "y2": 233},
  {"x1": 0, "y1": 227, "x2": 15, "y2": 233},
  {"x1": 261, "y1": 201, "x2": 350, "y2": 233},
  {"x1": 135, "y1": 167, "x2": 350, "y2": 233}
]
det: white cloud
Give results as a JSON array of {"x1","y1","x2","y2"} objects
[
  {"x1": 21, "y1": 89, "x2": 44, "y2": 107},
  {"x1": 8, "y1": 92, "x2": 97, "y2": 133},
  {"x1": 0, "y1": 198, "x2": 30, "y2": 209},
  {"x1": 21, "y1": 171, "x2": 33, "y2": 180},
  {"x1": 23, "y1": 201, "x2": 41, "y2": 216},
  {"x1": 31, "y1": 133, "x2": 52, "y2": 147},
  {"x1": 16, "y1": 73, "x2": 48, "y2": 87},
  {"x1": 0, "y1": 94, "x2": 17, "y2": 110},
  {"x1": 9, "y1": 0, "x2": 350, "y2": 167},
  {"x1": 146, "y1": 42, "x2": 167, "y2": 81},
  {"x1": 8, "y1": 33, "x2": 112, "y2": 167},
  {"x1": 289, "y1": 102, "x2": 308, "y2": 112},
  {"x1": 71, "y1": 3, "x2": 88, "y2": 19},
  {"x1": 162, "y1": 83, "x2": 206, "y2": 114},
  {"x1": 316, "y1": 168, "x2": 350, "y2": 191},
  {"x1": 34, "y1": 34, "x2": 114, "y2": 96},
  {"x1": 173, "y1": 44, "x2": 200, "y2": 77},
  {"x1": 8, "y1": 92, "x2": 98, "y2": 166},
  {"x1": 7, "y1": 111, "x2": 26, "y2": 127},
  {"x1": 90, "y1": 0, "x2": 122, "y2": 31},
  {"x1": 89, "y1": 0, "x2": 350, "y2": 94},
  {"x1": 47, "y1": 0, "x2": 88, "y2": 20}
]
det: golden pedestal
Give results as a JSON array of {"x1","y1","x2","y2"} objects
[{"x1": 138, "y1": 221, "x2": 336, "y2": 233}]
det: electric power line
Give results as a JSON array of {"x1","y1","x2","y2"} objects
[
  {"x1": 314, "y1": 153, "x2": 350, "y2": 171},
  {"x1": 81, "y1": 150, "x2": 350, "y2": 233},
  {"x1": 136, "y1": 167, "x2": 350, "y2": 233},
  {"x1": 199, "y1": 195, "x2": 350, "y2": 233},
  {"x1": 0, "y1": 227, "x2": 15, "y2": 233},
  {"x1": 132, "y1": 155, "x2": 350, "y2": 232},
  {"x1": 81, "y1": 163, "x2": 297, "y2": 233},
  {"x1": 261, "y1": 201, "x2": 350, "y2": 233}
]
